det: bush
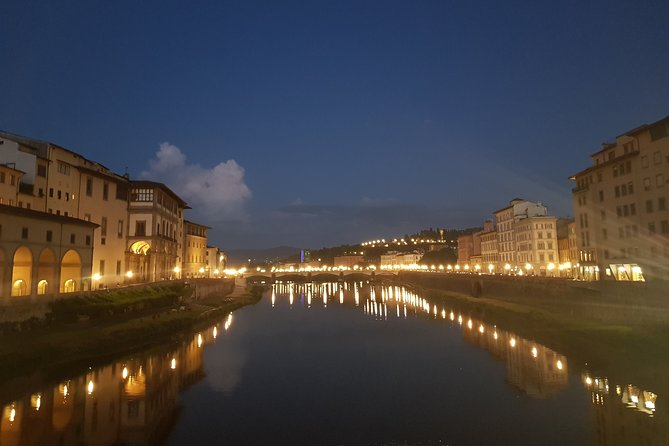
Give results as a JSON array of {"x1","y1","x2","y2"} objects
[{"x1": 48, "y1": 283, "x2": 187, "y2": 323}]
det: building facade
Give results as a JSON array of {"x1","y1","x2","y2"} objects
[
  {"x1": 570, "y1": 115, "x2": 669, "y2": 281},
  {"x1": 205, "y1": 246, "x2": 226, "y2": 276},
  {"x1": 457, "y1": 234, "x2": 474, "y2": 267},
  {"x1": 494, "y1": 199, "x2": 548, "y2": 271},
  {"x1": 379, "y1": 251, "x2": 422, "y2": 268},
  {"x1": 0, "y1": 133, "x2": 131, "y2": 288},
  {"x1": 0, "y1": 163, "x2": 22, "y2": 206},
  {"x1": 333, "y1": 255, "x2": 364, "y2": 268},
  {"x1": 183, "y1": 221, "x2": 209, "y2": 277},
  {"x1": 0, "y1": 204, "x2": 96, "y2": 298},
  {"x1": 480, "y1": 227, "x2": 499, "y2": 273},
  {"x1": 513, "y1": 216, "x2": 559, "y2": 276},
  {"x1": 126, "y1": 181, "x2": 188, "y2": 283}
]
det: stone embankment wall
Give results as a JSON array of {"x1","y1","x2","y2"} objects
[
  {"x1": 0, "y1": 278, "x2": 235, "y2": 324},
  {"x1": 187, "y1": 278, "x2": 235, "y2": 300},
  {"x1": 398, "y1": 272, "x2": 669, "y2": 324}
]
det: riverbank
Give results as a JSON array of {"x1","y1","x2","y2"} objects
[
  {"x1": 0, "y1": 278, "x2": 262, "y2": 383},
  {"x1": 396, "y1": 277, "x2": 669, "y2": 392}
]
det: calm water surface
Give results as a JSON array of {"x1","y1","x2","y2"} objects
[{"x1": 1, "y1": 282, "x2": 666, "y2": 445}]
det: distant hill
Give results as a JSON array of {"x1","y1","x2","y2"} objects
[{"x1": 226, "y1": 246, "x2": 301, "y2": 266}]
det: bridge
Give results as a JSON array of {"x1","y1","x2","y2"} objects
[{"x1": 245, "y1": 269, "x2": 399, "y2": 283}]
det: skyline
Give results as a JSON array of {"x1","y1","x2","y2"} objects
[{"x1": 2, "y1": 1, "x2": 669, "y2": 249}]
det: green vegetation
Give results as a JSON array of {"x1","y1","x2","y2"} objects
[
  {"x1": 418, "y1": 247, "x2": 457, "y2": 265},
  {"x1": 0, "y1": 281, "x2": 261, "y2": 382},
  {"x1": 47, "y1": 283, "x2": 191, "y2": 323}
]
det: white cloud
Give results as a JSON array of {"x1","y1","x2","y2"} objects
[{"x1": 141, "y1": 142, "x2": 252, "y2": 220}]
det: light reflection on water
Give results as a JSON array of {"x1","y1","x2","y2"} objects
[
  {"x1": 272, "y1": 281, "x2": 659, "y2": 409},
  {"x1": 0, "y1": 281, "x2": 666, "y2": 445}
]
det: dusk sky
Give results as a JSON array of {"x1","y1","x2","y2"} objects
[{"x1": 2, "y1": 0, "x2": 668, "y2": 249}]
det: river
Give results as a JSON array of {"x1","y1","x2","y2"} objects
[{"x1": 0, "y1": 282, "x2": 666, "y2": 445}]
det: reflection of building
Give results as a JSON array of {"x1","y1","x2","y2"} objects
[
  {"x1": 183, "y1": 220, "x2": 209, "y2": 277},
  {"x1": 126, "y1": 181, "x2": 188, "y2": 283},
  {"x1": 0, "y1": 328, "x2": 212, "y2": 445},
  {"x1": 0, "y1": 204, "x2": 97, "y2": 297},
  {"x1": 461, "y1": 318, "x2": 568, "y2": 398},
  {"x1": 585, "y1": 376, "x2": 668, "y2": 445},
  {"x1": 570, "y1": 115, "x2": 669, "y2": 281}
]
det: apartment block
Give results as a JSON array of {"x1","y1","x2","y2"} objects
[
  {"x1": 480, "y1": 225, "x2": 498, "y2": 273},
  {"x1": 570, "y1": 115, "x2": 669, "y2": 281},
  {"x1": 493, "y1": 199, "x2": 548, "y2": 272},
  {"x1": 183, "y1": 220, "x2": 209, "y2": 277},
  {"x1": 514, "y1": 215, "x2": 559, "y2": 276}
]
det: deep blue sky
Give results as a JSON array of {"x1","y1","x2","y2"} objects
[{"x1": 2, "y1": 1, "x2": 668, "y2": 249}]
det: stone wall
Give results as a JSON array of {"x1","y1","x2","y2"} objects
[
  {"x1": 187, "y1": 278, "x2": 235, "y2": 300},
  {"x1": 398, "y1": 272, "x2": 669, "y2": 324}
]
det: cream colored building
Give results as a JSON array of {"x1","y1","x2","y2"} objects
[
  {"x1": 456, "y1": 234, "x2": 474, "y2": 267},
  {"x1": 126, "y1": 181, "x2": 187, "y2": 283},
  {"x1": 0, "y1": 204, "x2": 96, "y2": 298},
  {"x1": 514, "y1": 216, "x2": 559, "y2": 276},
  {"x1": 380, "y1": 251, "x2": 422, "y2": 268},
  {"x1": 570, "y1": 115, "x2": 669, "y2": 281},
  {"x1": 480, "y1": 226, "x2": 498, "y2": 273},
  {"x1": 494, "y1": 198, "x2": 548, "y2": 272},
  {"x1": 0, "y1": 163, "x2": 22, "y2": 206},
  {"x1": 183, "y1": 220, "x2": 209, "y2": 277},
  {"x1": 0, "y1": 132, "x2": 131, "y2": 288},
  {"x1": 333, "y1": 255, "x2": 364, "y2": 268},
  {"x1": 206, "y1": 246, "x2": 226, "y2": 276},
  {"x1": 556, "y1": 218, "x2": 577, "y2": 278}
]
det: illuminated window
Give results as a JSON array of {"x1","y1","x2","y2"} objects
[{"x1": 131, "y1": 188, "x2": 153, "y2": 202}]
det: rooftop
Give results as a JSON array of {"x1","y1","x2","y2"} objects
[{"x1": 0, "y1": 203, "x2": 99, "y2": 227}]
